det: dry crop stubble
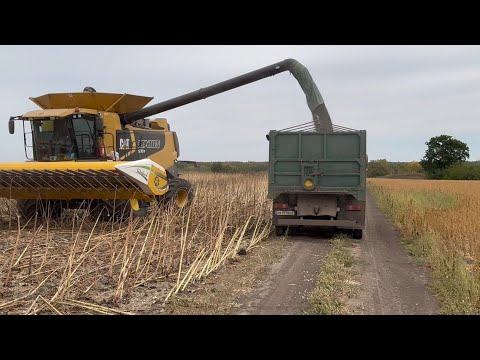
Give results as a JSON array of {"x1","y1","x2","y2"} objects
[{"x1": 0, "y1": 172, "x2": 271, "y2": 314}]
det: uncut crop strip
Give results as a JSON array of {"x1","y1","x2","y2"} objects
[
  {"x1": 368, "y1": 179, "x2": 480, "y2": 261},
  {"x1": 368, "y1": 178, "x2": 480, "y2": 313},
  {"x1": 0, "y1": 172, "x2": 271, "y2": 314}
]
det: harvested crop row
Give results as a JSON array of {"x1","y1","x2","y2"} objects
[{"x1": 0, "y1": 173, "x2": 271, "y2": 314}]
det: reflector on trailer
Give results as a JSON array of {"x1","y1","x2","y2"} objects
[
  {"x1": 274, "y1": 203, "x2": 289, "y2": 209},
  {"x1": 346, "y1": 204, "x2": 362, "y2": 211}
]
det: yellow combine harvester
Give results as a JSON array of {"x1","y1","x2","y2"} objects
[
  {"x1": 4, "y1": 90, "x2": 190, "y2": 219},
  {"x1": 1, "y1": 59, "x2": 332, "y2": 220}
]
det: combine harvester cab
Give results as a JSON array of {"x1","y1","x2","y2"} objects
[{"x1": 2, "y1": 89, "x2": 190, "y2": 220}]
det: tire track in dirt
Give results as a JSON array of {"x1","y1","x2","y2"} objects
[{"x1": 233, "y1": 233, "x2": 331, "y2": 315}]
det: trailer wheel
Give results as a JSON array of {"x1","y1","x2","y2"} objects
[
  {"x1": 275, "y1": 226, "x2": 285, "y2": 236},
  {"x1": 353, "y1": 229, "x2": 363, "y2": 239}
]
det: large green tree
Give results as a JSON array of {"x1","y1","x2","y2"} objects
[{"x1": 420, "y1": 135, "x2": 469, "y2": 178}]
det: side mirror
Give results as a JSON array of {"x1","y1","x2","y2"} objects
[
  {"x1": 265, "y1": 134, "x2": 270, "y2": 141},
  {"x1": 8, "y1": 118, "x2": 14, "y2": 134}
]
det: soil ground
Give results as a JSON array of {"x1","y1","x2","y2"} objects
[{"x1": 351, "y1": 192, "x2": 439, "y2": 314}]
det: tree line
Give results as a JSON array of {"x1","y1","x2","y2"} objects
[
  {"x1": 177, "y1": 135, "x2": 480, "y2": 180},
  {"x1": 369, "y1": 135, "x2": 480, "y2": 180},
  {"x1": 176, "y1": 161, "x2": 269, "y2": 174}
]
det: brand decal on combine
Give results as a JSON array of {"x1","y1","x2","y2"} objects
[
  {"x1": 150, "y1": 167, "x2": 169, "y2": 191},
  {"x1": 116, "y1": 131, "x2": 166, "y2": 160},
  {"x1": 136, "y1": 167, "x2": 149, "y2": 181},
  {"x1": 137, "y1": 139, "x2": 163, "y2": 149}
]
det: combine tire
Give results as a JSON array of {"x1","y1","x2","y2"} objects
[
  {"x1": 16, "y1": 200, "x2": 63, "y2": 221},
  {"x1": 161, "y1": 178, "x2": 194, "y2": 209},
  {"x1": 89, "y1": 200, "x2": 148, "y2": 222}
]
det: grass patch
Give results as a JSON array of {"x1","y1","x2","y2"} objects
[
  {"x1": 407, "y1": 191, "x2": 458, "y2": 209},
  {"x1": 403, "y1": 233, "x2": 480, "y2": 314},
  {"x1": 304, "y1": 236, "x2": 358, "y2": 315}
]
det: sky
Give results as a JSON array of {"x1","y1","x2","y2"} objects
[{"x1": 0, "y1": 45, "x2": 479, "y2": 162}]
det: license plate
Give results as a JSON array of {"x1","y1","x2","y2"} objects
[{"x1": 275, "y1": 210, "x2": 295, "y2": 216}]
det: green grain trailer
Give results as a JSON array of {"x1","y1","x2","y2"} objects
[{"x1": 268, "y1": 124, "x2": 366, "y2": 239}]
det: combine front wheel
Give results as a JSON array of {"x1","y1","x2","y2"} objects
[{"x1": 161, "y1": 178, "x2": 194, "y2": 209}]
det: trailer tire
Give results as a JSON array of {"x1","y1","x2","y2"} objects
[
  {"x1": 275, "y1": 226, "x2": 285, "y2": 236},
  {"x1": 353, "y1": 229, "x2": 363, "y2": 239}
]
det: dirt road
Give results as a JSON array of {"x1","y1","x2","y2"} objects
[
  {"x1": 234, "y1": 231, "x2": 331, "y2": 315},
  {"x1": 355, "y1": 192, "x2": 439, "y2": 314},
  {"x1": 234, "y1": 192, "x2": 439, "y2": 315}
]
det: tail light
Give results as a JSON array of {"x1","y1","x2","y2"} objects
[
  {"x1": 99, "y1": 145, "x2": 105, "y2": 157},
  {"x1": 346, "y1": 204, "x2": 362, "y2": 211},
  {"x1": 274, "y1": 203, "x2": 289, "y2": 209}
]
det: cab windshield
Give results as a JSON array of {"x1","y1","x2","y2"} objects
[{"x1": 31, "y1": 115, "x2": 98, "y2": 161}]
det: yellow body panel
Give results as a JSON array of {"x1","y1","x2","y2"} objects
[
  {"x1": 115, "y1": 121, "x2": 178, "y2": 169},
  {"x1": 148, "y1": 165, "x2": 169, "y2": 194},
  {"x1": 30, "y1": 93, "x2": 153, "y2": 113},
  {"x1": 101, "y1": 112, "x2": 123, "y2": 155},
  {"x1": 23, "y1": 108, "x2": 99, "y2": 119},
  {"x1": 0, "y1": 161, "x2": 124, "y2": 171},
  {"x1": 148, "y1": 131, "x2": 177, "y2": 169},
  {"x1": 150, "y1": 118, "x2": 169, "y2": 130}
]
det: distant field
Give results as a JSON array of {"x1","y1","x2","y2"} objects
[
  {"x1": 379, "y1": 173, "x2": 426, "y2": 179},
  {"x1": 368, "y1": 178, "x2": 480, "y2": 314}
]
